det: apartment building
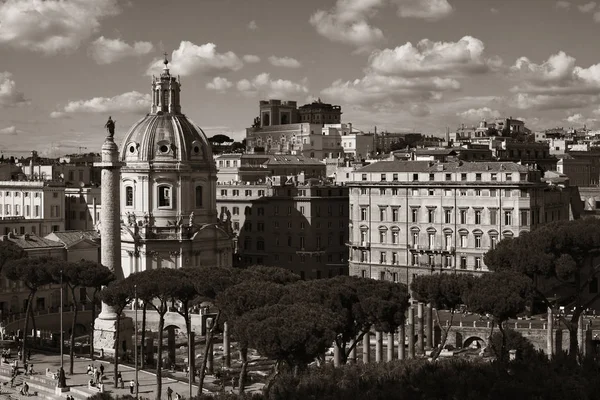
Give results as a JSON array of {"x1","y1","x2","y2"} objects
[
  {"x1": 0, "y1": 181, "x2": 65, "y2": 236},
  {"x1": 347, "y1": 161, "x2": 574, "y2": 286},
  {"x1": 216, "y1": 177, "x2": 349, "y2": 278}
]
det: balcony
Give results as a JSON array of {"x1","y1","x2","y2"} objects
[
  {"x1": 349, "y1": 241, "x2": 370, "y2": 249},
  {"x1": 409, "y1": 245, "x2": 455, "y2": 254}
]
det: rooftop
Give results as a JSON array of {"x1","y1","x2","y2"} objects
[
  {"x1": 45, "y1": 230, "x2": 100, "y2": 247},
  {"x1": 0, "y1": 233, "x2": 64, "y2": 249},
  {"x1": 357, "y1": 161, "x2": 532, "y2": 173}
]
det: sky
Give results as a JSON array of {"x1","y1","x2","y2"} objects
[{"x1": 1, "y1": 0, "x2": 600, "y2": 156}]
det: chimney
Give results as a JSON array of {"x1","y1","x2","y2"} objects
[
  {"x1": 374, "y1": 126, "x2": 377, "y2": 135},
  {"x1": 30, "y1": 150, "x2": 37, "y2": 180}
]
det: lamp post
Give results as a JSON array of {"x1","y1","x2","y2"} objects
[
  {"x1": 134, "y1": 284, "x2": 138, "y2": 400},
  {"x1": 60, "y1": 269, "x2": 63, "y2": 370}
]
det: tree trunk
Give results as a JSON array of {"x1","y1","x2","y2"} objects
[
  {"x1": 28, "y1": 305, "x2": 37, "y2": 343},
  {"x1": 568, "y1": 317, "x2": 579, "y2": 357},
  {"x1": 342, "y1": 331, "x2": 366, "y2": 365},
  {"x1": 197, "y1": 311, "x2": 220, "y2": 397},
  {"x1": 186, "y1": 319, "x2": 193, "y2": 400},
  {"x1": 487, "y1": 320, "x2": 496, "y2": 357},
  {"x1": 140, "y1": 303, "x2": 147, "y2": 369},
  {"x1": 69, "y1": 286, "x2": 78, "y2": 375},
  {"x1": 89, "y1": 289, "x2": 98, "y2": 360},
  {"x1": 238, "y1": 346, "x2": 248, "y2": 395},
  {"x1": 262, "y1": 359, "x2": 281, "y2": 396},
  {"x1": 498, "y1": 321, "x2": 507, "y2": 362},
  {"x1": 431, "y1": 309, "x2": 454, "y2": 361},
  {"x1": 22, "y1": 291, "x2": 34, "y2": 363},
  {"x1": 155, "y1": 311, "x2": 165, "y2": 400},
  {"x1": 114, "y1": 315, "x2": 121, "y2": 389}
]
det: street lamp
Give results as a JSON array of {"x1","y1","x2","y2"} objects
[
  {"x1": 60, "y1": 269, "x2": 63, "y2": 370},
  {"x1": 134, "y1": 284, "x2": 138, "y2": 400}
]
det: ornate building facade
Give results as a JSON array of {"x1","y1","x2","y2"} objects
[{"x1": 118, "y1": 57, "x2": 233, "y2": 276}]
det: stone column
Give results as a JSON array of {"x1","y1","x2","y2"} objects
[
  {"x1": 223, "y1": 322, "x2": 231, "y2": 368},
  {"x1": 578, "y1": 314, "x2": 585, "y2": 355},
  {"x1": 167, "y1": 327, "x2": 176, "y2": 367},
  {"x1": 349, "y1": 345, "x2": 357, "y2": 363},
  {"x1": 362, "y1": 332, "x2": 371, "y2": 364},
  {"x1": 426, "y1": 303, "x2": 433, "y2": 349},
  {"x1": 408, "y1": 306, "x2": 415, "y2": 359},
  {"x1": 387, "y1": 332, "x2": 394, "y2": 362},
  {"x1": 547, "y1": 307, "x2": 554, "y2": 358},
  {"x1": 375, "y1": 331, "x2": 383, "y2": 363},
  {"x1": 417, "y1": 302, "x2": 425, "y2": 355},
  {"x1": 93, "y1": 135, "x2": 132, "y2": 356},
  {"x1": 189, "y1": 332, "x2": 195, "y2": 382},
  {"x1": 398, "y1": 324, "x2": 405, "y2": 360},
  {"x1": 333, "y1": 345, "x2": 341, "y2": 367}
]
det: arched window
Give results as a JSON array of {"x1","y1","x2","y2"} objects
[
  {"x1": 125, "y1": 186, "x2": 133, "y2": 207},
  {"x1": 195, "y1": 186, "x2": 203, "y2": 208},
  {"x1": 158, "y1": 185, "x2": 172, "y2": 208}
]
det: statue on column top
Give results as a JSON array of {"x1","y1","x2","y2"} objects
[{"x1": 104, "y1": 116, "x2": 116, "y2": 139}]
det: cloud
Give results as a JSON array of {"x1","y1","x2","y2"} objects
[
  {"x1": 457, "y1": 107, "x2": 501, "y2": 121},
  {"x1": 248, "y1": 20, "x2": 258, "y2": 30},
  {"x1": 88, "y1": 36, "x2": 153, "y2": 64},
  {"x1": 490, "y1": 8, "x2": 499, "y2": 13},
  {"x1": 146, "y1": 41, "x2": 243, "y2": 76},
  {"x1": 0, "y1": 72, "x2": 28, "y2": 107},
  {"x1": 268, "y1": 56, "x2": 302, "y2": 68},
  {"x1": 206, "y1": 77, "x2": 233, "y2": 92},
  {"x1": 409, "y1": 103, "x2": 431, "y2": 117},
  {"x1": 243, "y1": 54, "x2": 261, "y2": 63},
  {"x1": 309, "y1": 0, "x2": 386, "y2": 51},
  {"x1": 391, "y1": 0, "x2": 453, "y2": 21},
  {"x1": 578, "y1": 1, "x2": 596, "y2": 12},
  {"x1": 368, "y1": 36, "x2": 501, "y2": 77},
  {"x1": 555, "y1": 1, "x2": 571, "y2": 9},
  {"x1": 0, "y1": 0, "x2": 120, "y2": 55},
  {"x1": 512, "y1": 93, "x2": 595, "y2": 111},
  {"x1": 565, "y1": 113, "x2": 597, "y2": 126},
  {"x1": 60, "y1": 91, "x2": 151, "y2": 114},
  {"x1": 236, "y1": 73, "x2": 309, "y2": 99},
  {"x1": 50, "y1": 111, "x2": 68, "y2": 119},
  {"x1": 0, "y1": 126, "x2": 18, "y2": 135}
]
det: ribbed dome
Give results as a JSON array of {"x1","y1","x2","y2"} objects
[{"x1": 119, "y1": 113, "x2": 213, "y2": 164}]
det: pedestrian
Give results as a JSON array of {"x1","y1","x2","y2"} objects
[
  {"x1": 99, "y1": 364, "x2": 104, "y2": 376},
  {"x1": 95, "y1": 369, "x2": 100, "y2": 385},
  {"x1": 87, "y1": 365, "x2": 92, "y2": 375},
  {"x1": 129, "y1": 380, "x2": 135, "y2": 395},
  {"x1": 167, "y1": 386, "x2": 173, "y2": 400},
  {"x1": 27, "y1": 349, "x2": 31, "y2": 361},
  {"x1": 28, "y1": 363, "x2": 33, "y2": 375},
  {"x1": 175, "y1": 393, "x2": 181, "y2": 400}
]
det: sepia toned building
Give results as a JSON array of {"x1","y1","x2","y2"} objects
[{"x1": 347, "y1": 161, "x2": 576, "y2": 286}]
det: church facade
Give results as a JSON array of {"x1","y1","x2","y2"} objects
[{"x1": 117, "y1": 57, "x2": 233, "y2": 276}]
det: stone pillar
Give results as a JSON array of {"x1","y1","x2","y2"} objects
[
  {"x1": 362, "y1": 332, "x2": 371, "y2": 364},
  {"x1": 333, "y1": 345, "x2": 341, "y2": 367},
  {"x1": 547, "y1": 307, "x2": 554, "y2": 358},
  {"x1": 408, "y1": 306, "x2": 415, "y2": 359},
  {"x1": 167, "y1": 327, "x2": 176, "y2": 367},
  {"x1": 417, "y1": 302, "x2": 424, "y2": 355},
  {"x1": 93, "y1": 135, "x2": 133, "y2": 356},
  {"x1": 375, "y1": 331, "x2": 383, "y2": 363},
  {"x1": 398, "y1": 324, "x2": 405, "y2": 360},
  {"x1": 206, "y1": 341, "x2": 214, "y2": 375},
  {"x1": 387, "y1": 332, "x2": 394, "y2": 362},
  {"x1": 349, "y1": 345, "x2": 357, "y2": 363},
  {"x1": 223, "y1": 322, "x2": 231, "y2": 368},
  {"x1": 578, "y1": 314, "x2": 585, "y2": 355},
  {"x1": 426, "y1": 303, "x2": 433, "y2": 349},
  {"x1": 189, "y1": 332, "x2": 195, "y2": 382}
]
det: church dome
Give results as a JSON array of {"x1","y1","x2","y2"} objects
[{"x1": 119, "y1": 55, "x2": 213, "y2": 167}]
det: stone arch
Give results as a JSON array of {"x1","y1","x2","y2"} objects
[{"x1": 463, "y1": 336, "x2": 487, "y2": 349}]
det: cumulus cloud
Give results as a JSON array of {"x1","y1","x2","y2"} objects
[
  {"x1": 243, "y1": 54, "x2": 261, "y2": 63},
  {"x1": 409, "y1": 103, "x2": 431, "y2": 117},
  {"x1": 391, "y1": 0, "x2": 453, "y2": 21},
  {"x1": 0, "y1": 0, "x2": 120, "y2": 55},
  {"x1": 457, "y1": 107, "x2": 501, "y2": 121},
  {"x1": 88, "y1": 36, "x2": 153, "y2": 64},
  {"x1": 0, "y1": 72, "x2": 28, "y2": 107},
  {"x1": 236, "y1": 73, "x2": 309, "y2": 99},
  {"x1": 578, "y1": 1, "x2": 596, "y2": 12},
  {"x1": 60, "y1": 91, "x2": 151, "y2": 114},
  {"x1": 268, "y1": 56, "x2": 302, "y2": 68},
  {"x1": 50, "y1": 111, "x2": 69, "y2": 119},
  {"x1": 512, "y1": 93, "x2": 595, "y2": 111},
  {"x1": 206, "y1": 77, "x2": 233, "y2": 92},
  {"x1": 368, "y1": 36, "x2": 501, "y2": 77},
  {"x1": 146, "y1": 41, "x2": 243, "y2": 76},
  {"x1": 248, "y1": 20, "x2": 258, "y2": 30},
  {"x1": 0, "y1": 126, "x2": 18, "y2": 135},
  {"x1": 510, "y1": 51, "x2": 600, "y2": 109},
  {"x1": 309, "y1": 0, "x2": 386, "y2": 51},
  {"x1": 555, "y1": 1, "x2": 571, "y2": 9}
]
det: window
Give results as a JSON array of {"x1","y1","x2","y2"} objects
[
  {"x1": 475, "y1": 173, "x2": 482, "y2": 181},
  {"x1": 274, "y1": 206, "x2": 279, "y2": 215},
  {"x1": 392, "y1": 230, "x2": 399, "y2": 244},
  {"x1": 505, "y1": 173, "x2": 512, "y2": 181},
  {"x1": 504, "y1": 189, "x2": 512, "y2": 197},
  {"x1": 411, "y1": 208, "x2": 418, "y2": 223},
  {"x1": 460, "y1": 209, "x2": 467, "y2": 224},
  {"x1": 444, "y1": 256, "x2": 452, "y2": 268},
  {"x1": 379, "y1": 208, "x2": 386, "y2": 221},
  {"x1": 393, "y1": 173, "x2": 398, "y2": 181},
  {"x1": 392, "y1": 208, "x2": 399, "y2": 222},
  {"x1": 392, "y1": 252, "x2": 398, "y2": 265},
  {"x1": 445, "y1": 234, "x2": 452, "y2": 249},
  {"x1": 475, "y1": 257, "x2": 482, "y2": 270},
  {"x1": 361, "y1": 270, "x2": 367, "y2": 278},
  {"x1": 125, "y1": 186, "x2": 133, "y2": 207},
  {"x1": 475, "y1": 189, "x2": 481, "y2": 197},
  {"x1": 504, "y1": 210, "x2": 512, "y2": 225},
  {"x1": 195, "y1": 186, "x2": 203, "y2": 207},
  {"x1": 245, "y1": 190, "x2": 252, "y2": 197},
  {"x1": 520, "y1": 210, "x2": 529, "y2": 225},
  {"x1": 412, "y1": 232, "x2": 419, "y2": 246},
  {"x1": 412, "y1": 254, "x2": 419, "y2": 266},
  {"x1": 360, "y1": 188, "x2": 367, "y2": 195},
  {"x1": 490, "y1": 189, "x2": 497, "y2": 197},
  {"x1": 429, "y1": 173, "x2": 434, "y2": 181},
  {"x1": 461, "y1": 173, "x2": 467, "y2": 181},
  {"x1": 232, "y1": 207, "x2": 239, "y2": 215},
  {"x1": 300, "y1": 206, "x2": 305, "y2": 215},
  {"x1": 412, "y1": 173, "x2": 419, "y2": 181},
  {"x1": 428, "y1": 209, "x2": 435, "y2": 223},
  {"x1": 475, "y1": 210, "x2": 482, "y2": 224},
  {"x1": 25, "y1": 205, "x2": 30, "y2": 217},
  {"x1": 34, "y1": 205, "x2": 39, "y2": 217},
  {"x1": 491, "y1": 173, "x2": 497, "y2": 181},
  {"x1": 460, "y1": 256, "x2": 467, "y2": 269},
  {"x1": 444, "y1": 189, "x2": 452, "y2": 196},
  {"x1": 360, "y1": 251, "x2": 368, "y2": 262},
  {"x1": 520, "y1": 189, "x2": 529, "y2": 198},
  {"x1": 257, "y1": 222, "x2": 265, "y2": 232},
  {"x1": 428, "y1": 233, "x2": 435, "y2": 249},
  {"x1": 379, "y1": 230, "x2": 386, "y2": 243},
  {"x1": 220, "y1": 189, "x2": 227, "y2": 196},
  {"x1": 412, "y1": 188, "x2": 419, "y2": 196},
  {"x1": 287, "y1": 206, "x2": 292, "y2": 215},
  {"x1": 490, "y1": 235, "x2": 498, "y2": 250},
  {"x1": 489, "y1": 209, "x2": 497, "y2": 225},
  {"x1": 428, "y1": 189, "x2": 435, "y2": 196},
  {"x1": 380, "y1": 252, "x2": 387, "y2": 264},
  {"x1": 300, "y1": 236, "x2": 305, "y2": 249},
  {"x1": 475, "y1": 235, "x2": 482, "y2": 248},
  {"x1": 460, "y1": 234, "x2": 468, "y2": 248},
  {"x1": 459, "y1": 189, "x2": 467, "y2": 196},
  {"x1": 381, "y1": 173, "x2": 387, "y2": 181},
  {"x1": 445, "y1": 173, "x2": 452, "y2": 181},
  {"x1": 361, "y1": 207, "x2": 368, "y2": 221},
  {"x1": 445, "y1": 209, "x2": 452, "y2": 224},
  {"x1": 245, "y1": 223, "x2": 252, "y2": 232}
]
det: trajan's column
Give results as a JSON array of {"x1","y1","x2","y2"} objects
[{"x1": 93, "y1": 121, "x2": 133, "y2": 355}]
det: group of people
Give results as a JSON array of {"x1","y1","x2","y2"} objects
[
  {"x1": 18, "y1": 381, "x2": 29, "y2": 396},
  {"x1": 166, "y1": 386, "x2": 182, "y2": 400},
  {"x1": 86, "y1": 363, "x2": 105, "y2": 385}
]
